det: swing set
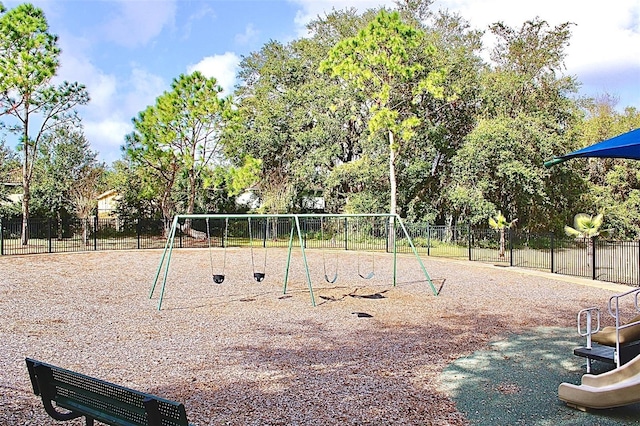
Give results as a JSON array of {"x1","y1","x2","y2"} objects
[
  {"x1": 205, "y1": 217, "x2": 268, "y2": 284},
  {"x1": 150, "y1": 213, "x2": 437, "y2": 310}
]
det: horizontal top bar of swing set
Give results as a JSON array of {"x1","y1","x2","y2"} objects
[{"x1": 171, "y1": 213, "x2": 404, "y2": 220}]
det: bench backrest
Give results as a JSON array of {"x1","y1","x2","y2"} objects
[{"x1": 26, "y1": 358, "x2": 189, "y2": 426}]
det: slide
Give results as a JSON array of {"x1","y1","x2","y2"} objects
[
  {"x1": 591, "y1": 314, "x2": 640, "y2": 346},
  {"x1": 559, "y1": 354, "x2": 640, "y2": 410}
]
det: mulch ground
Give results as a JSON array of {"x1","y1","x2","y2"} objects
[{"x1": 0, "y1": 248, "x2": 633, "y2": 425}]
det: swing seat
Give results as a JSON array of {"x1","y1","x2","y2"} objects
[
  {"x1": 254, "y1": 272, "x2": 265, "y2": 282},
  {"x1": 212, "y1": 274, "x2": 225, "y2": 284},
  {"x1": 324, "y1": 273, "x2": 338, "y2": 284},
  {"x1": 359, "y1": 271, "x2": 375, "y2": 280}
]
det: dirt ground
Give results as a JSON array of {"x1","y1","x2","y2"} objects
[{"x1": 0, "y1": 248, "x2": 628, "y2": 425}]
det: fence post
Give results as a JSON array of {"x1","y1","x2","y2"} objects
[
  {"x1": 509, "y1": 229, "x2": 514, "y2": 267},
  {"x1": 344, "y1": 218, "x2": 348, "y2": 251},
  {"x1": 94, "y1": 216, "x2": 98, "y2": 250},
  {"x1": 468, "y1": 224, "x2": 472, "y2": 261},
  {"x1": 0, "y1": 217, "x2": 3, "y2": 256},
  {"x1": 48, "y1": 218, "x2": 52, "y2": 253},
  {"x1": 592, "y1": 237, "x2": 597, "y2": 280},
  {"x1": 136, "y1": 219, "x2": 141, "y2": 249},
  {"x1": 427, "y1": 224, "x2": 431, "y2": 257},
  {"x1": 385, "y1": 218, "x2": 389, "y2": 253},
  {"x1": 263, "y1": 218, "x2": 267, "y2": 248},
  {"x1": 550, "y1": 232, "x2": 555, "y2": 273}
]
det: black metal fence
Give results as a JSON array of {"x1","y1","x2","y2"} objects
[{"x1": 2, "y1": 217, "x2": 639, "y2": 287}]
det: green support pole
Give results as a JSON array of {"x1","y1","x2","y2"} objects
[
  {"x1": 150, "y1": 216, "x2": 178, "y2": 299},
  {"x1": 396, "y1": 215, "x2": 438, "y2": 295},
  {"x1": 393, "y1": 215, "x2": 397, "y2": 287},
  {"x1": 156, "y1": 221, "x2": 179, "y2": 310},
  {"x1": 295, "y1": 216, "x2": 316, "y2": 306},
  {"x1": 283, "y1": 218, "x2": 295, "y2": 295}
]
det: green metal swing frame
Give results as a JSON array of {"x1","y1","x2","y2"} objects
[{"x1": 149, "y1": 213, "x2": 437, "y2": 310}]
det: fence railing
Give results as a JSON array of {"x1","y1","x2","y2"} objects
[{"x1": 1, "y1": 217, "x2": 639, "y2": 287}]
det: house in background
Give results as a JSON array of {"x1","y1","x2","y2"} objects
[
  {"x1": 96, "y1": 190, "x2": 120, "y2": 218},
  {"x1": 1, "y1": 168, "x2": 22, "y2": 206}
]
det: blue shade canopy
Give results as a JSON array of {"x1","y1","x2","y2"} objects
[{"x1": 544, "y1": 128, "x2": 640, "y2": 168}]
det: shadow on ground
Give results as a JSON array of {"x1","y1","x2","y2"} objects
[{"x1": 439, "y1": 327, "x2": 640, "y2": 425}]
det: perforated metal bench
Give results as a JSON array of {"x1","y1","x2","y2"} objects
[{"x1": 26, "y1": 358, "x2": 190, "y2": 426}]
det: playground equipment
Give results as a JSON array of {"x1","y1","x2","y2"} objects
[
  {"x1": 559, "y1": 287, "x2": 640, "y2": 409},
  {"x1": 149, "y1": 214, "x2": 437, "y2": 310},
  {"x1": 559, "y1": 353, "x2": 640, "y2": 410},
  {"x1": 572, "y1": 288, "x2": 640, "y2": 373},
  {"x1": 206, "y1": 217, "x2": 227, "y2": 284},
  {"x1": 320, "y1": 217, "x2": 338, "y2": 284},
  {"x1": 248, "y1": 217, "x2": 267, "y2": 282},
  {"x1": 358, "y1": 251, "x2": 375, "y2": 279}
]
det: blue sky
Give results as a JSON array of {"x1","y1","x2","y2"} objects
[{"x1": 3, "y1": 0, "x2": 640, "y2": 164}]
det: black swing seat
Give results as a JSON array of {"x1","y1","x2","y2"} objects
[
  {"x1": 359, "y1": 271, "x2": 375, "y2": 280},
  {"x1": 324, "y1": 273, "x2": 338, "y2": 284},
  {"x1": 254, "y1": 272, "x2": 265, "y2": 282},
  {"x1": 212, "y1": 274, "x2": 225, "y2": 284}
]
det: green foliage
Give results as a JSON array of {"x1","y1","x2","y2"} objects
[
  {"x1": 488, "y1": 211, "x2": 517, "y2": 230},
  {"x1": 225, "y1": 156, "x2": 261, "y2": 197},
  {"x1": 320, "y1": 9, "x2": 449, "y2": 216},
  {"x1": 577, "y1": 100, "x2": 640, "y2": 237},
  {"x1": 564, "y1": 213, "x2": 605, "y2": 239},
  {"x1": 107, "y1": 160, "x2": 161, "y2": 222},
  {"x1": 0, "y1": 3, "x2": 89, "y2": 243},
  {"x1": 0, "y1": 3, "x2": 59, "y2": 94},
  {"x1": 125, "y1": 71, "x2": 230, "y2": 222},
  {"x1": 31, "y1": 126, "x2": 103, "y2": 219}
]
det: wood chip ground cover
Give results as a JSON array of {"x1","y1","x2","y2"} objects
[{"x1": 0, "y1": 248, "x2": 627, "y2": 425}]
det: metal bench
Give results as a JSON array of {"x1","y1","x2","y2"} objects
[{"x1": 26, "y1": 358, "x2": 190, "y2": 426}]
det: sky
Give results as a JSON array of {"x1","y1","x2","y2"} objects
[{"x1": 3, "y1": 0, "x2": 640, "y2": 164}]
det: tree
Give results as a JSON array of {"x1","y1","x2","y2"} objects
[
  {"x1": 564, "y1": 213, "x2": 604, "y2": 239},
  {"x1": 578, "y1": 98, "x2": 640, "y2": 237},
  {"x1": 125, "y1": 71, "x2": 230, "y2": 234},
  {"x1": 0, "y1": 3, "x2": 89, "y2": 244},
  {"x1": 488, "y1": 211, "x2": 517, "y2": 258},
  {"x1": 565, "y1": 213, "x2": 606, "y2": 264},
  {"x1": 106, "y1": 159, "x2": 160, "y2": 223},
  {"x1": 449, "y1": 18, "x2": 584, "y2": 231},
  {"x1": 319, "y1": 9, "x2": 448, "y2": 218},
  {"x1": 32, "y1": 126, "x2": 104, "y2": 240},
  {"x1": 227, "y1": 38, "x2": 347, "y2": 213},
  {"x1": 395, "y1": 8, "x2": 484, "y2": 224}
]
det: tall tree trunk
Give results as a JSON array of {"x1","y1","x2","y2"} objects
[
  {"x1": 389, "y1": 130, "x2": 397, "y2": 217},
  {"x1": 21, "y1": 112, "x2": 31, "y2": 246},
  {"x1": 20, "y1": 180, "x2": 29, "y2": 245},
  {"x1": 388, "y1": 130, "x2": 397, "y2": 251}
]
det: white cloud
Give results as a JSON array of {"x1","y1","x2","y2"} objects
[
  {"x1": 124, "y1": 66, "x2": 168, "y2": 113},
  {"x1": 182, "y1": 3, "x2": 216, "y2": 40},
  {"x1": 432, "y1": 0, "x2": 640, "y2": 72},
  {"x1": 54, "y1": 35, "x2": 168, "y2": 163},
  {"x1": 235, "y1": 23, "x2": 260, "y2": 45},
  {"x1": 84, "y1": 118, "x2": 133, "y2": 163},
  {"x1": 187, "y1": 52, "x2": 241, "y2": 95},
  {"x1": 432, "y1": 0, "x2": 640, "y2": 107},
  {"x1": 102, "y1": 0, "x2": 177, "y2": 48}
]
